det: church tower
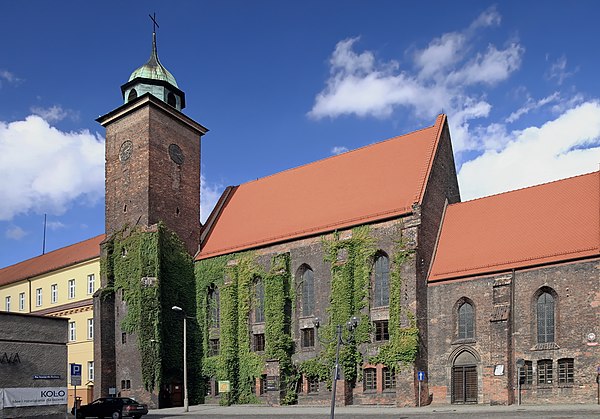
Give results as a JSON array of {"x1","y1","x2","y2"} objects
[
  {"x1": 97, "y1": 26, "x2": 207, "y2": 254},
  {"x1": 94, "y1": 22, "x2": 205, "y2": 408}
]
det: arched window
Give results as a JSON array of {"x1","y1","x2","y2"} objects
[
  {"x1": 458, "y1": 301, "x2": 474, "y2": 339},
  {"x1": 373, "y1": 253, "x2": 389, "y2": 307},
  {"x1": 208, "y1": 285, "x2": 220, "y2": 328},
  {"x1": 302, "y1": 267, "x2": 315, "y2": 317},
  {"x1": 167, "y1": 92, "x2": 177, "y2": 107},
  {"x1": 127, "y1": 89, "x2": 137, "y2": 102},
  {"x1": 254, "y1": 278, "x2": 265, "y2": 323},
  {"x1": 537, "y1": 291, "x2": 555, "y2": 343}
]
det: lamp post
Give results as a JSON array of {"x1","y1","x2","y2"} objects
[
  {"x1": 172, "y1": 306, "x2": 189, "y2": 412},
  {"x1": 313, "y1": 316, "x2": 359, "y2": 419}
]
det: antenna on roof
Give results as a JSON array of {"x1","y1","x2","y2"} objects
[{"x1": 42, "y1": 213, "x2": 47, "y2": 255}]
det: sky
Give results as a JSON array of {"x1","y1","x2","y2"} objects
[{"x1": 1, "y1": 1, "x2": 600, "y2": 269}]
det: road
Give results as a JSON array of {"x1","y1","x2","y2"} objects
[{"x1": 145, "y1": 403, "x2": 600, "y2": 418}]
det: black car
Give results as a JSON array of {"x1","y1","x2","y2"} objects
[{"x1": 72, "y1": 397, "x2": 148, "y2": 419}]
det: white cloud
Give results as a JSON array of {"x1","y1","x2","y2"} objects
[
  {"x1": 0, "y1": 115, "x2": 105, "y2": 220},
  {"x1": 308, "y1": 9, "x2": 524, "y2": 154},
  {"x1": 331, "y1": 146, "x2": 349, "y2": 155},
  {"x1": 546, "y1": 55, "x2": 577, "y2": 85},
  {"x1": 30, "y1": 105, "x2": 79, "y2": 123},
  {"x1": 506, "y1": 92, "x2": 560, "y2": 123},
  {"x1": 458, "y1": 101, "x2": 600, "y2": 200},
  {"x1": 5, "y1": 225, "x2": 27, "y2": 240},
  {"x1": 47, "y1": 221, "x2": 66, "y2": 231},
  {"x1": 200, "y1": 174, "x2": 224, "y2": 223},
  {"x1": 0, "y1": 70, "x2": 22, "y2": 86}
]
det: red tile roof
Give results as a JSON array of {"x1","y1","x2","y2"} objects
[
  {"x1": 197, "y1": 115, "x2": 447, "y2": 260},
  {"x1": 429, "y1": 172, "x2": 600, "y2": 282},
  {"x1": 0, "y1": 234, "x2": 104, "y2": 287}
]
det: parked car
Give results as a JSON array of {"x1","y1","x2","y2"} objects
[{"x1": 72, "y1": 397, "x2": 148, "y2": 419}]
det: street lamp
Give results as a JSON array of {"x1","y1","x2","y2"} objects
[
  {"x1": 313, "y1": 316, "x2": 359, "y2": 419},
  {"x1": 172, "y1": 306, "x2": 189, "y2": 412}
]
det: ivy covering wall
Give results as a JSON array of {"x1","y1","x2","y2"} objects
[{"x1": 101, "y1": 223, "x2": 202, "y2": 403}]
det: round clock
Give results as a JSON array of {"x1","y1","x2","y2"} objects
[
  {"x1": 169, "y1": 143, "x2": 185, "y2": 165},
  {"x1": 119, "y1": 140, "x2": 133, "y2": 162}
]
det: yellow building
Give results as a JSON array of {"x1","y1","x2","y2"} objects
[{"x1": 0, "y1": 234, "x2": 104, "y2": 406}]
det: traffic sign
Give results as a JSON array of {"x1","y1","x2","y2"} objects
[
  {"x1": 70, "y1": 363, "x2": 82, "y2": 386},
  {"x1": 417, "y1": 371, "x2": 425, "y2": 381}
]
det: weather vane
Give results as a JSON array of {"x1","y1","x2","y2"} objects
[{"x1": 149, "y1": 12, "x2": 159, "y2": 33}]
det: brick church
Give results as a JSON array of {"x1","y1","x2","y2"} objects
[{"x1": 2, "y1": 28, "x2": 599, "y2": 409}]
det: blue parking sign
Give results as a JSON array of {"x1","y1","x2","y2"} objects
[
  {"x1": 418, "y1": 371, "x2": 425, "y2": 381},
  {"x1": 71, "y1": 363, "x2": 82, "y2": 376}
]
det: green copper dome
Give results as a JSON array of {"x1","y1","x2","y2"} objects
[{"x1": 129, "y1": 32, "x2": 178, "y2": 88}]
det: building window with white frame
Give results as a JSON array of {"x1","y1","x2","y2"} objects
[
  {"x1": 36, "y1": 288, "x2": 43, "y2": 307},
  {"x1": 19, "y1": 292, "x2": 25, "y2": 311},
  {"x1": 69, "y1": 321, "x2": 76, "y2": 341},
  {"x1": 87, "y1": 274, "x2": 95, "y2": 294},
  {"x1": 5, "y1": 296, "x2": 11, "y2": 312},
  {"x1": 88, "y1": 318, "x2": 94, "y2": 340},
  {"x1": 88, "y1": 361, "x2": 94, "y2": 381},
  {"x1": 68, "y1": 279, "x2": 76, "y2": 299},
  {"x1": 51, "y1": 284, "x2": 58, "y2": 303}
]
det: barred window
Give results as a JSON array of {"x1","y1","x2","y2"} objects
[
  {"x1": 363, "y1": 368, "x2": 377, "y2": 391},
  {"x1": 253, "y1": 333, "x2": 265, "y2": 352},
  {"x1": 374, "y1": 320, "x2": 389, "y2": 342},
  {"x1": 302, "y1": 268, "x2": 315, "y2": 317},
  {"x1": 307, "y1": 376, "x2": 319, "y2": 393},
  {"x1": 537, "y1": 359, "x2": 553, "y2": 385},
  {"x1": 209, "y1": 339, "x2": 220, "y2": 356},
  {"x1": 537, "y1": 292, "x2": 555, "y2": 344},
  {"x1": 558, "y1": 358, "x2": 574, "y2": 384},
  {"x1": 301, "y1": 328, "x2": 315, "y2": 348},
  {"x1": 458, "y1": 301, "x2": 474, "y2": 339},
  {"x1": 383, "y1": 367, "x2": 396, "y2": 390},
  {"x1": 373, "y1": 254, "x2": 390, "y2": 307}
]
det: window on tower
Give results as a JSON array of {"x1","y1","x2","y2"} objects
[{"x1": 128, "y1": 89, "x2": 137, "y2": 102}]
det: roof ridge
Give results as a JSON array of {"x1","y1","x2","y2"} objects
[
  {"x1": 453, "y1": 170, "x2": 600, "y2": 206},
  {"x1": 235, "y1": 119, "x2": 441, "y2": 188}
]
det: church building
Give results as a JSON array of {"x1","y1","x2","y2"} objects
[{"x1": 1, "y1": 26, "x2": 599, "y2": 411}]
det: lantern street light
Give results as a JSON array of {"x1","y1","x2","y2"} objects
[
  {"x1": 172, "y1": 305, "x2": 190, "y2": 412},
  {"x1": 313, "y1": 316, "x2": 359, "y2": 419}
]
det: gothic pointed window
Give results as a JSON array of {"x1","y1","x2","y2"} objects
[
  {"x1": 373, "y1": 253, "x2": 389, "y2": 307},
  {"x1": 537, "y1": 291, "x2": 555, "y2": 344},
  {"x1": 458, "y1": 301, "x2": 474, "y2": 339},
  {"x1": 301, "y1": 267, "x2": 315, "y2": 317},
  {"x1": 128, "y1": 89, "x2": 137, "y2": 102},
  {"x1": 254, "y1": 278, "x2": 265, "y2": 323}
]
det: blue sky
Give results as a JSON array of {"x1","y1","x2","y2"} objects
[{"x1": 1, "y1": 1, "x2": 600, "y2": 269}]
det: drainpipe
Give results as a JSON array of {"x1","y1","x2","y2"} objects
[
  {"x1": 27, "y1": 278, "x2": 32, "y2": 313},
  {"x1": 510, "y1": 268, "x2": 516, "y2": 405}
]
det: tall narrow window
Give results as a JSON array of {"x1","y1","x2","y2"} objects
[
  {"x1": 537, "y1": 359, "x2": 553, "y2": 385},
  {"x1": 254, "y1": 278, "x2": 265, "y2": 323},
  {"x1": 373, "y1": 254, "x2": 390, "y2": 307},
  {"x1": 87, "y1": 274, "x2": 95, "y2": 294},
  {"x1": 19, "y1": 292, "x2": 25, "y2": 311},
  {"x1": 68, "y1": 279, "x2": 76, "y2": 299},
  {"x1": 301, "y1": 328, "x2": 315, "y2": 348},
  {"x1": 253, "y1": 333, "x2": 265, "y2": 352},
  {"x1": 51, "y1": 284, "x2": 58, "y2": 303},
  {"x1": 537, "y1": 291, "x2": 555, "y2": 343},
  {"x1": 69, "y1": 322, "x2": 76, "y2": 341},
  {"x1": 88, "y1": 361, "x2": 95, "y2": 381},
  {"x1": 558, "y1": 358, "x2": 574, "y2": 384},
  {"x1": 5, "y1": 296, "x2": 11, "y2": 312},
  {"x1": 302, "y1": 267, "x2": 315, "y2": 317},
  {"x1": 87, "y1": 318, "x2": 94, "y2": 340},
  {"x1": 383, "y1": 367, "x2": 396, "y2": 389},
  {"x1": 209, "y1": 285, "x2": 220, "y2": 328},
  {"x1": 458, "y1": 301, "x2": 474, "y2": 339},
  {"x1": 36, "y1": 288, "x2": 42, "y2": 307},
  {"x1": 519, "y1": 361, "x2": 533, "y2": 385}
]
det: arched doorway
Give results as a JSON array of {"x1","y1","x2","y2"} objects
[{"x1": 451, "y1": 350, "x2": 478, "y2": 403}]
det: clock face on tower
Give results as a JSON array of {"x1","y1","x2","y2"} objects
[
  {"x1": 168, "y1": 143, "x2": 185, "y2": 165},
  {"x1": 119, "y1": 140, "x2": 133, "y2": 162}
]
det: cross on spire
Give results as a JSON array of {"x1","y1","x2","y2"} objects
[{"x1": 149, "y1": 12, "x2": 159, "y2": 33}]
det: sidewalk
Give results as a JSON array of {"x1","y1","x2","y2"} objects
[{"x1": 149, "y1": 402, "x2": 600, "y2": 416}]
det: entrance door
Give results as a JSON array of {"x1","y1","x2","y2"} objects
[{"x1": 451, "y1": 351, "x2": 478, "y2": 403}]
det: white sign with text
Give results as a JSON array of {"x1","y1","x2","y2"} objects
[{"x1": 2, "y1": 387, "x2": 67, "y2": 408}]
